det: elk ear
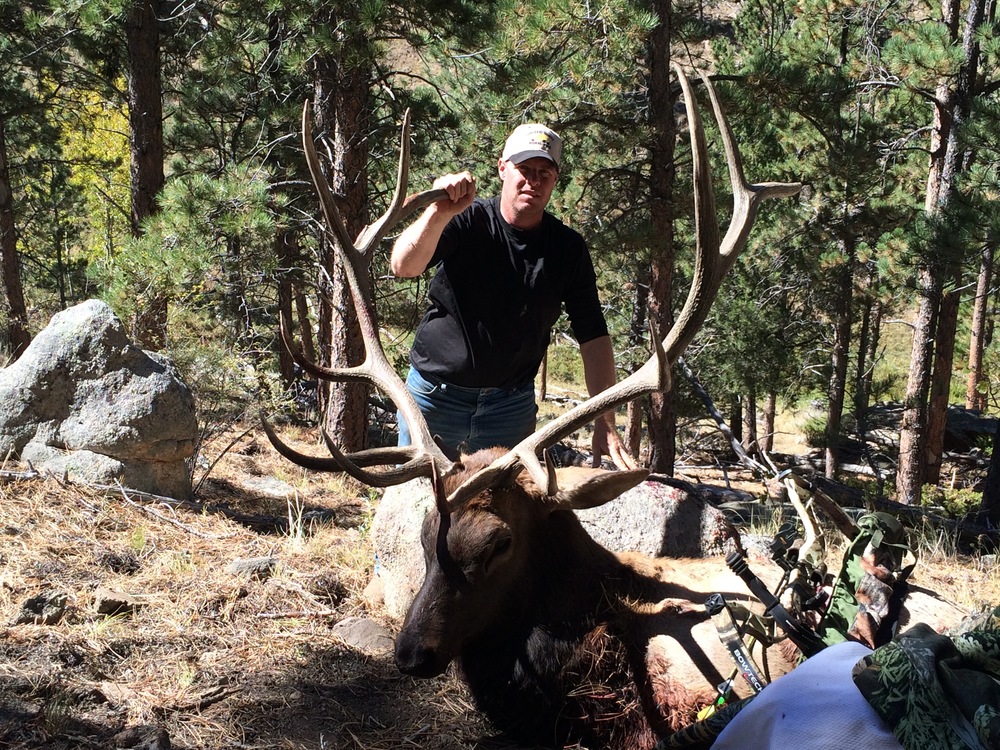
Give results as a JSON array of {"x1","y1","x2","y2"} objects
[{"x1": 550, "y1": 467, "x2": 649, "y2": 510}]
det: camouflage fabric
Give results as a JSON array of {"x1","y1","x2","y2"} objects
[
  {"x1": 814, "y1": 512, "x2": 916, "y2": 649},
  {"x1": 658, "y1": 611, "x2": 1000, "y2": 750},
  {"x1": 654, "y1": 696, "x2": 754, "y2": 749},
  {"x1": 852, "y1": 609, "x2": 1000, "y2": 750}
]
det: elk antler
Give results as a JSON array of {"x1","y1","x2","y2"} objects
[
  {"x1": 439, "y1": 65, "x2": 802, "y2": 511},
  {"x1": 261, "y1": 102, "x2": 455, "y2": 486},
  {"x1": 268, "y1": 67, "x2": 800, "y2": 511}
]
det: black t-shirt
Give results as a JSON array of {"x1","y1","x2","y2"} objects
[{"x1": 410, "y1": 196, "x2": 608, "y2": 388}]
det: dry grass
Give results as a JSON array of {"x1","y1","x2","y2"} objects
[
  {"x1": 0, "y1": 425, "x2": 993, "y2": 749},
  {"x1": 0, "y1": 429, "x2": 503, "y2": 750}
]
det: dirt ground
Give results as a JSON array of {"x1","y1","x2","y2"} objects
[{"x1": 0, "y1": 424, "x2": 990, "y2": 750}]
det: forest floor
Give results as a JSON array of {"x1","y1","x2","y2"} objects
[{"x1": 0, "y1": 420, "x2": 995, "y2": 750}]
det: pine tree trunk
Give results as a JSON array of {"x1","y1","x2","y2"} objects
[
  {"x1": 625, "y1": 400, "x2": 644, "y2": 462},
  {"x1": 761, "y1": 391, "x2": 776, "y2": 453},
  {"x1": 825, "y1": 241, "x2": 853, "y2": 479},
  {"x1": 854, "y1": 292, "x2": 881, "y2": 415},
  {"x1": 900, "y1": 0, "x2": 984, "y2": 497},
  {"x1": 742, "y1": 386, "x2": 758, "y2": 457},
  {"x1": 897, "y1": 269, "x2": 938, "y2": 504},
  {"x1": 294, "y1": 288, "x2": 316, "y2": 364},
  {"x1": 276, "y1": 228, "x2": 296, "y2": 386},
  {"x1": 966, "y1": 243, "x2": 993, "y2": 410},
  {"x1": 125, "y1": 0, "x2": 166, "y2": 351},
  {"x1": 646, "y1": 0, "x2": 677, "y2": 474},
  {"x1": 0, "y1": 119, "x2": 30, "y2": 358},
  {"x1": 925, "y1": 281, "x2": 961, "y2": 484},
  {"x1": 538, "y1": 352, "x2": 547, "y2": 402},
  {"x1": 978, "y1": 419, "x2": 1000, "y2": 525},
  {"x1": 313, "y1": 48, "x2": 370, "y2": 453}
]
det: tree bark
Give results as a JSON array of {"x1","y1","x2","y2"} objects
[
  {"x1": 742, "y1": 385, "x2": 758, "y2": 457},
  {"x1": 125, "y1": 0, "x2": 166, "y2": 350},
  {"x1": 761, "y1": 391, "x2": 776, "y2": 453},
  {"x1": 897, "y1": 272, "x2": 937, "y2": 504},
  {"x1": 966, "y1": 243, "x2": 993, "y2": 410},
  {"x1": 978, "y1": 418, "x2": 1000, "y2": 525},
  {"x1": 646, "y1": 0, "x2": 677, "y2": 474},
  {"x1": 825, "y1": 240, "x2": 854, "y2": 479},
  {"x1": 905, "y1": 0, "x2": 986, "y2": 492},
  {"x1": 312, "y1": 46, "x2": 371, "y2": 453},
  {"x1": 0, "y1": 118, "x2": 31, "y2": 358},
  {"x1": 276, "y1": 227, "x2": 297, "y2": 386},
  {"x1": 854, "y1": 291, "x2": 882, "y2": 415},
  {"x1": 925, "y1": 280, "x2": 960, "y2": 484}
]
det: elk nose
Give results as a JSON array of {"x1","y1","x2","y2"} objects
[{"x1": 394, "y1": 640, "x2": 447, "y2": 678}]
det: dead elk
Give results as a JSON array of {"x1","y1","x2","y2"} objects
[
  {"x1": 265, "y1": 65, "x2": 802, "y2": 749},
  {"x1": 393, "y1": 450, "x2": 796, "y2": 747}
]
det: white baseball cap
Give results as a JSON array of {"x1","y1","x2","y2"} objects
[{"x1": 501, "y1": 124, "x2": 562, "y2": 168}]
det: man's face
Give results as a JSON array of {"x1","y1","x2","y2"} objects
[{"x1": 497, "y1": 156, "x2": 558, "y2": 229}]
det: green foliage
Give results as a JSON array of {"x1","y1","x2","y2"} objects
[
  {"x1": 98, "y1": 166, "x2": 279, "y2": 330},
  {"x1": 800, "y1": 413, "x2": 828, "y2": 449},
  {"x1": 920, "y1": 484, "x2": 983, "y2": 519},
  {"x1": 546, "y1": 340, "x2": 583, "y2": 389}
]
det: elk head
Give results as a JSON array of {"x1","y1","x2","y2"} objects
[{"x1": 265, "y1": 65, "x2": 802, "y2": 674}]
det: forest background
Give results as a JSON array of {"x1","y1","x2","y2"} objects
[{"x1": 1, "y1": 0, "x2": 999, "y2": 511}]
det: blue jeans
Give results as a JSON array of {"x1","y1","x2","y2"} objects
[{"x1": 397, "y1": 366, "x2": 537, "y2": 453}]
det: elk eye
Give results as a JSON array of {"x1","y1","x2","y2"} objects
[{"x1": 483, "y1": 535, "x2": 513, "y2": 574}]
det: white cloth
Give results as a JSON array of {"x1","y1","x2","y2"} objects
[{"x1": 710, "y1": 641, "x2": 904, "y2": 750}]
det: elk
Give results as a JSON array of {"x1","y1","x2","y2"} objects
[{"x1": 265, "y1": 65, "x2": 803, "y2": 749}]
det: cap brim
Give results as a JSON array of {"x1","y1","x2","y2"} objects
[{"x1": 507, "y1": 150, "x2": 559, "y2": 167}]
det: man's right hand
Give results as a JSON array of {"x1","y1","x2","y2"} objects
[
  {"x1": 391, "y1": 172, "x2": 476, "y2": 278},
  {"x1": 431, "y1": 171, "x2": 476, "y2": 217}
]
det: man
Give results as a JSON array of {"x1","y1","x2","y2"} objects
[{"x1": 391, "y1": 123, "x2": 636, "y2": 470}]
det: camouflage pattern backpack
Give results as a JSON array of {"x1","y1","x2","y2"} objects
[{"x1": 813, "y1": 511, "x2": 917, "y2": 650}]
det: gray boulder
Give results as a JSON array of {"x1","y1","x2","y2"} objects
[
  {"x1": 369, "y1": 475, "x2": 738, "y2": 620},
  {"x1": 0, "y1": 300, "x2": 198, "y2": 499}
]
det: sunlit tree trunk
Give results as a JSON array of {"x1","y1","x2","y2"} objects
[
  {"x1": 0, "y1": 119, "x2": 30, "y2": 357},
  {"x1": 761, "y1": 391, "x2": 776, "y2": 453},
  {"x1": 313, "y1": 47, "x2": 370, "y2": 453},
  {"x1": 926, "y1": 279, "x2": 960, "y2": 484},
  {"x1": 966, "y1": 243, "x2": 993, "y2": 410},
  {"x1": 900, "y1": 0, "x2": 986, "y2": 497},
  {"x1": 125, "y1": 0, "x2": 166, "y2": 350},
  {"x1": 742, "y1": 386, "x2": 758, "y2": 457},
  {"x1": 825, "y1": 238, "x2": 854, "y2": 479}
]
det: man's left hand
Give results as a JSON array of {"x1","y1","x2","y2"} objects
[{"x1": 592, "y1": 414, "x2": 639, "y2": 471}]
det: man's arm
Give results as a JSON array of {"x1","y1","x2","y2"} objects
[
  {"x1": 579, "y1": 335, "x2": 639, "y2": 470},
  {"x1": 391, "y1": 171, "x2": 476, "y2": 278}
]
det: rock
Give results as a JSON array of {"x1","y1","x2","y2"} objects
[
  {"x1": 13, "y1": 590, "x2": 68, "y2": 625},
  {"x1": 369, "y1": 474, "x2": 739, "y2": 620},
  {"x1": 577, "y1": 476, "x2": 739, "y2": 558},
  {"x1": 0, "y1": 300, "x2": 198, "y2": 499},
  {"x1": 113, "y1": 725, "x2": 171, "y2": 750},
  {"x1": 369, "y1": 479, "x2": 435, "y2": 619},
  {"x1": 332, "y1": 616, "x2": 395, "y2": 654},
  {"x1": 227, "y1": 556, "x2": 279, "y2": 580},
  {"x1": 93, "y1": 587, "x2": 148, "y2": 617}
]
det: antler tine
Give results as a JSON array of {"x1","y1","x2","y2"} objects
[
  {"x1": 262, "y1": 105, "x2": 455, "y2": 485},
  {"x1": 260, "y1": 414, "x2": 433, "y2": 485},
  {"x1": 355, "y1": 111, "x2": 450, "y2": 251},
  {"x1": 262, "y1": 313, "x2": 444, "y2": 482},
  {"x1": 445, "y1": 66, "x2": 801, "y2": 510},
  {"x1": 301, "y1": 102, "x2": 357, "y2": 268},
  {"x1": 697, "y1": 70, "x2": 802, "y2": 276}
]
